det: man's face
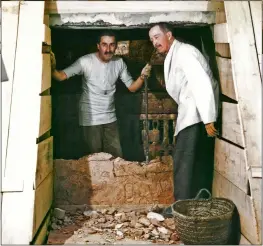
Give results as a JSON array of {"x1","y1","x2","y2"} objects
[
  {"x1": 149, "y1": 25, "x2": 171, "y2": 54},
  {"x1": 97, "y1": 36, "x2": 117, "y2": 62}
]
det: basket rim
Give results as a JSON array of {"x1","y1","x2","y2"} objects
[{"x1": 172, "y1": 197, "x2": 235, "y2": 221}]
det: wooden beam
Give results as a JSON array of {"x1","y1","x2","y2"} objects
[
  {"x1": 249, "y1": 1, "x2": 262, "y2": 76},
  {"x1": 214, "y1": 138, "x2": 247, "y2": 193},
  {"x1": 215, "y1": 44, "x2": 231, "y2": 58},
  {"x1": 34, "y1": 137, "x2": 53, "y2": 189},
  {"x1": 45, "y1": 1, "x2": 224, "y2": 14},
  {"x1": 3, "y1": 2, "x2": 45, "y2": 244},
  {"x1": 39, "y1": 96, "x2": 52, "y2": 137},
  {"x1": 240, "y1": 235, "x2": 251, "y2": 245},
  {"x1": 216, "y1": 57, "x2": 236, "y2": 100},
  {"x1": 221, "y1": 102, "x2": 245, "y2": 147},
  {"x1": 2, "y1": 191, "x2": 35, "y2": 244},
  {"x1": 41, "y1": 54, "x2": 51, "y2": 93},
  {"x1": 225, "y1": 1, "x2": 262, "y2": 168},
  {"x1": 213, "y1": 23, "x2": 229, "y2": 43},
  {"x1": 1, "y1": 1, "x2": 20, "y2": 177},
  {"x1": 33, "y1": 172, "x2": 53, "y2": 238},
  {"x1": 212, "y1": 171, "x2": 260, "y2": 244},
  {"x1": 32, "y1": 213, "x2": 51, "y2": 245}
]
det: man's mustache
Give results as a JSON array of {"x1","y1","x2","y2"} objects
[{"x1": 104, "y1": 52, "x2": 114, "y2": 55}]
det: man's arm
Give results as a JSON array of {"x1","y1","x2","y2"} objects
[
  {"x1": 51, "y1": 51, "x2": 82, "y2": 82},
  {"x1": 182, "y1": 51, "x2": 218, "y2": 137}
]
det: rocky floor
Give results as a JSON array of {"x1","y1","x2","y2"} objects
[{"x1": 47, "y1": 206, "x2": 182, "y2": 245}]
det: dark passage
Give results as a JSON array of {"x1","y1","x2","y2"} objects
[{"x1": 50, "y1": 25, "x2": 219, "y2": 161}]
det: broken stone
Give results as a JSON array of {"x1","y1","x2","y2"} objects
[
  {"x1": 57, "y1": 220, "x2": 63, "y2": 225},
  {"x1": 130, "y1": 220, "x2": 137, "y2": 228},
  {"x1": 64, "y1": 216, "x2": 72, "y2": 223},
  {"x1": 53, "y1": 208, "x2": 66, "y2": 220},
  {"x1": 101, "y1": 223, "x2": 115, "y2": 229},
  {"x1": 114, "y1": 212, "x2": 124, "y2": 218},
  {"x1": 144, "y1": 233, "x2": 151, "y2": 240},
  {"x1": 122, "y1": 222, "x2": 130, "y2": 228},
  {"x1": 115, "y1": 224, "x2": 123, "y2": 229},
  {"x1": 163, "y1": 218, "x2": 176, "y2": 231},
  {"x1": 158, "y1": 227, "x2": 168, "y2": 234},
  {"x1": 107, "y1": 208, "x2": 116, "y2": 215},
  {"x1": 83, "y1": 210, "x2": 97, "y2": 217},
  {"x1": 170, "y1": 232, "x2": 180, "y2": 241},
  {"x1": 85, "y1": 228, "x2": 97, "y2": 234},
  {"x1": 51, "y1": 217, "x2": 57, "y2": 223},
  {"x1": 101, "y1": 209, "x2": 108, "y2": 214},
  {"x1": 98, "y1": 217, "x2": 106, "y2": 223},
  {"x1": 149, "y1": 224, "x2": 155, "y2": 230},
  {"x1": 134, "y1": 230, "x2": 144, "y2": 237},
  {"x1": 147, "y1": 212, "x2": 165, "y2": 222},
  {"x1": 138, "y1": 217, "x2": 151, "y2": 227},
  {"x1": 51, "y1": 222, "x2": 58, "y2": 230},
  {"x1": 116, "y1": 230, "x2": 124, "y2": 237},
  {"x1": 151, "y1": 229, "x2": 159, "y2": 236},
  {"x1": 150, "y1": 218, "x2": 160, "y2": 227},
  {"x1": 135, "y1": 222, "x2": 144, "y2": 229}
]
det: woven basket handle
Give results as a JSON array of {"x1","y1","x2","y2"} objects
[{"x1": 195, "y1": 188, "x2": 212, "y2": 200}]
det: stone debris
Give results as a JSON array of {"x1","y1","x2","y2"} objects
[
  {"x1": 49, "y1": 207, "x2": 181, "y2": 244},
  {"x1": 53, "y1": 208, "x2": 66, "y2": 220},
  {"x1": 147, "y1": 212, "x2": 165, "y2": 221}
]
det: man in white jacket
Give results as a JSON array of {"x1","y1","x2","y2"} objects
[{"x1": 149, "y1": 23, "x2": 220, "y2": 201}]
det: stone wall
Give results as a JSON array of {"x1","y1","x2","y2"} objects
[{"x1": 54, "y1": 153, "x2": 174, "y2": 206}]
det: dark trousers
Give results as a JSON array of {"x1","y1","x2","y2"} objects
[
  {"x1": 173, "y1": 122, "x2": 215, "y2": 200},
  {"x1": 82, "y1": 121, "x2": 123, "y2": 158}
]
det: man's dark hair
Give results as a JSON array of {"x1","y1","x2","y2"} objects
[
  {"x1": 97, "y1": 30, "x2": 117, "y2": 44},
  {"x1": 150, "y1": 22, "x2": 174, "y2": 34}
]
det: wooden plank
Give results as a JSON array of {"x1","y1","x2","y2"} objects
[
  {"x1": 240, "y1": 235, "x2": 251, "y2": 245},
  {"x1": 225, "y1": 1, "x2": 261, "y2": 168},
  {"x1": 216, "y1": 10, "x2": 226, "y2": 24},
  {"x1": 214, "y1": 138, "x2": 247, "y2": 193},
  {"x1": 33, "y1": 172, "x2": 53, "y2": 238},
  {"x1": 45, "y1": 1, "x2": 224, "y2": 14},
  {"x1": 42, "y1": 24, "x2": 51, "y2": 46},
  {"x1": 250, "y1": 178, "x2": 262, "y2": 243},
  {"x1": 35, "y1": 136, "x2": 53, "y2": 189},
  {"x1": 251, "y1": 167, "x2": 262, "y2": 178},
  {"x1": 250, "y1": 1, "x2": 262, "y2": 77},
  {"x1": 2, "y1": 191, "x2": 35, "y2": 244},
  {"x1": 221, "y1": 102, "x2": 245, "y2": 147},
  {"x1": 216, "y1": 57, "x2": 236, "y2": 100},
  {"x1": 212, "y1": 171, "x2": 259, "y2": 244},
  {"x1": 39, "y1": 95, "x2": 52, "y2": 137},
  {"x1": 3, "y1": 3, "x2": 45, "y2": 244},
  {"x1": 41, "y1": 54, "x2": 51, "y2": 93},
  {"x1": 213, "y1": 23, "x2": 229, "y2": 43},
  {"x1": 215, "y1": 43, "x2": 231, "y2": 58},
  {"x1": 250, "y1": 1, "x2": 262, "y2": 56},
  {"x1": 33, "y1": 213, "x2": 51, "y2": 245},
  {"x1": 1, "y1": 1, "x2": 20, "y2": 177}
]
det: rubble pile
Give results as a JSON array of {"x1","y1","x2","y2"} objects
[{"x1": 50, "y1": 206, "x2": 181, "y2": 244}]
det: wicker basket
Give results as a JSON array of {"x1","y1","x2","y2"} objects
[{"x1": 171, "y1": 189, "x2": 235, "y2": 245}]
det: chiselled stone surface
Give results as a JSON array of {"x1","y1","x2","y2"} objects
[{"x1": 54, "y1": 153, "x2": 173, "y2": 206}]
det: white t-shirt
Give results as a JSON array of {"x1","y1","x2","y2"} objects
[{"x1": 63, "y1": 53, "x2": 133, "y2": 126}]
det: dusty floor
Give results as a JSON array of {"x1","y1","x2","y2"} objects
[{"x1": 47, "y1": 206, "x2": 182, "y2": 245}]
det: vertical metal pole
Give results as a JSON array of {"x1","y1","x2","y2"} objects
[{"x1": 144, "y1": 77, "x2": 149, "y2": 164}]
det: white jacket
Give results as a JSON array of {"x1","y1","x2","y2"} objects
[{"x1": 164, "y1": 40, "x2": 219, "y2": 136}]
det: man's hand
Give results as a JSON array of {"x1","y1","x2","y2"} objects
[
  {"x1": 205, "y1": 122, "x2": 218, "y2": 137},
  {"x1": 50, "y1": 51, "x2": 56, "y2": 71},
  {"x1": 141, "y1": 63, "x2": 152, "y2": 79}
]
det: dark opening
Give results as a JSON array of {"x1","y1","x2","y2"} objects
[{"x1": 50, "y1": 25, "x2": 219, "y2": 161}]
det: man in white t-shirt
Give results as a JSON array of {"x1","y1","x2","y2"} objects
[
  {"x1": 149, "y1": 23, "x2": 220, "y2": 202},
  {"x1": 51, "y1": 30, "x2": 151, "y2": 158}
]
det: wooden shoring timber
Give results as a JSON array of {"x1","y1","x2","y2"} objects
[
  {"x1": 225, "y1": 1, "x2": 261, "y2": 168},
  {"x1": 45, "y1": 1, "x2": 224, "y2": 14},
  {"x1": 1, "y1": 1, "x2": 20, "y2": 178},
  {"x1": 213, "y1": 171, "x2": 259, "y2": 244}
]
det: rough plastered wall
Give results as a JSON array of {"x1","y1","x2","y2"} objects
[
  {"x1": 54, "y1": 153, "x2": 174, "y2": 206},
  {"x1": 49, "y1": 11, "x2": 215, "y2": 28}
]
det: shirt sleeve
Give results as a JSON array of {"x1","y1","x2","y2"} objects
[
  {"x1": 181, "y1": 51, "x2": 217, "y2": 124},
  {"x1": 62, "y1": 58, "x2": 83, "y2": 79},
  {"x1": 119, "y1": 59, "x2": 133, "y2": 88}
]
